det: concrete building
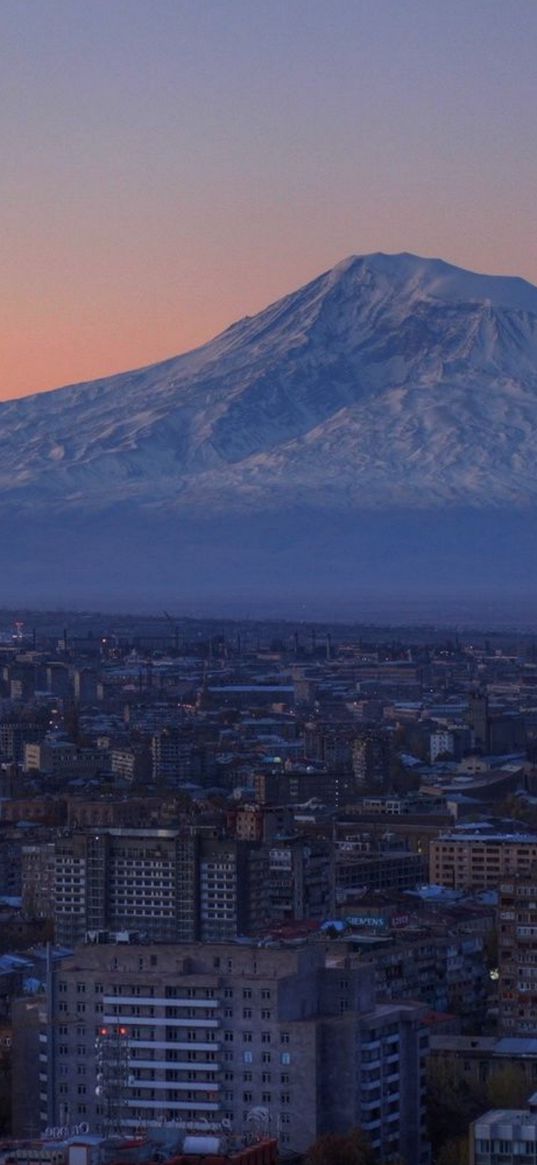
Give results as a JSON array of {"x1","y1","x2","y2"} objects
[
  {"x1": 265, "y1": 837, "x2": 334, "y2": 923},
  {"x1": 430, "y1": 1034, "x2": 537, "y2": 1094},
  {"x1": 197, "y1": 836, "x2": 266, "y2": 941},
  {"x1": 430, "y1": 826, "x2": 537, "y2": 891},
  {"x1": 42, "y1": 830, "x2": 198, "y2": 946},
  {"x1": 430, "y1": 731, "x2": 455, "y2": 762},
  {"x1": 471, "y1": 1096, "x2": 537, "y2": 1165},
  {"x1": 499, "y1": 871, "x2": 537, "y2": 1036},
  {"x1": 22, "y1": 843, "x2": 56, "y2": 919},
  {"x1": 38, "y1": 941, "x2": 430, "y2": 1162},
  {"x1": 352, "y1": 729, "x2": 393, "y2": 790},
  {"x1": 27, "y1": 829, "x2": 268, "y2": 947}
]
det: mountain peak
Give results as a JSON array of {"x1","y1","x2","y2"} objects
[
  {"x1": 2, "y1": 250, "x2": 537, "y2": 607},
  {"x1": 327, "y1": 250, "x2": 537, "y2": 313}
]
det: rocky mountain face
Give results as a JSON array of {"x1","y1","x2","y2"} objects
[{"x1": 3, "y1": 252, "x2": 537, "y2": 614}]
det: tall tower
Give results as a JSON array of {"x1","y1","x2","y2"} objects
[{"x1": 467, "y1": 688, "x2": 490, "y2": 753}]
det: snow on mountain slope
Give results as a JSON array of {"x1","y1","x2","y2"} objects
[{"x1": 2, "y1": 251, "x2": 537, "y2": 516}]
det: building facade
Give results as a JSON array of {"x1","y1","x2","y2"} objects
[
  {"x1": 38, "y1": 941, "x2": 429, "y2": 1163},
  {"x1": 430, "y1": 829, "x2": 537, "y2": 891},
  {"x1": 499, "y1": 871, "x2": 537, "y2": 1036}
]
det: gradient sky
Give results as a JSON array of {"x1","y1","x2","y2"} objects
[{"x1": 2, "y1": 0, "x2": 537, "y2": 400}]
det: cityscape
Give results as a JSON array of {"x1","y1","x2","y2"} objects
[
  {"x1": 0, "y1": 613, "x2": 535, "y2": 1162},
  {"x1": 2, "y1": 2, "x2": 537, "y2": 1164}
]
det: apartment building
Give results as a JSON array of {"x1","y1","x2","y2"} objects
[
  {"x1": 265, "y1": 837, "x2": 334, "y2": 923},
  {"x1": 498, "y1": 870, "x2": 537, "y2": 1035},
  {"x1": 471, "y1": 1098, "x2": 537, "y2": 1165},
  {"x1": 39, "y1": 830, "x2": 198, "y2": 946},
  {"x1": 430, "y1": 827, "x2": 537, "y2": 891},
  {"x1": 38, "y1": 941, "x2": 430, "y2": 1163},
  {"x1": 24, "y1": 829, "x2": 268, "y2": 947}
]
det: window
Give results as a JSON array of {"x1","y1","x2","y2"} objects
[
  {"x1": 243, "y1": 1032, "x2": 252, "y2": 1043},
  {"x1": 243, "y1": 1008, "x2": 252, "y2": 1019},
  {"x1": 261, "y1": 1032, "x2": 271, "y2": 1044},
  {"x1": 243, "y1": 1091, "x2": 253, "y2": 1103},
  {"x1": 243, "y1": 1071, "x2": 252, "y2": 1082},
  {"x1": 243, "y1": 988, "x2": 252, "y2": 1000},
  {"x1": 224, "y1": 1032, "x2": 234, "y2": 1042},
  {"x1": 281, "y1": 1052, "x2": 291, "y2": 1065},
  {"x1": 262, "y1": 1072, "x2": 272, "y2": 1083},
  {"x1": 280, "y1": 1032, "x2": 290, "y2": 1044},
  {"x1": 281, "y1": 1093, "x2": 291, "y2": 1105},
  {"x1": 261, "y1": 989, "x2": 271, "y2": 1001},
  {"x1": 262, "y1": 1052, "x2": 272, "y2": 1064},
  {"x1": 261, "y1": 1010, "x2": 272, "y2": 1020},
  {"x1": 243, "y1": 1052, "x2": 253, "y2": 1064}
]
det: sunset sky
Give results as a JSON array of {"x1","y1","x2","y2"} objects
[{"x1": 2, "y1": 0, "x2": 537, "y2": 400}]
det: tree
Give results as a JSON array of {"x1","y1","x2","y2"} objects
[
  {"x1": 305, "y1": 1128, "x2": 377, "y2": 1165},
  {"x1": 426, "y1": 1059, "x2": 486, "y2": 1159},
  {"x1": 487, "y1": 1064, "x2": 528, "y2": 1110},
  {"x1": 436, "y1": 1136, "x2": 469, "y2": 1165}
]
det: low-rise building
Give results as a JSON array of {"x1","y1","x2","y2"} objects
[{"x1": 471, "y1": 1095, "x2": 537, "y2": 1165}]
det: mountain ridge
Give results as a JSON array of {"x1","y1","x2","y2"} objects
[{"x1": 2, "y1": 251, "x2": 537, "y2": 611}]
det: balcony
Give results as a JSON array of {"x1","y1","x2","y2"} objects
[
  {"x1": 129, "y1": 1059, "x2": 221, "y2": 1071},
  {"x1": 125, "y1": 1099, "x2": 220, "y2": 1111},
  {"x1": 130, "y1": 1040, "x2": 221, "y2": 1052},
  {"x1": 104, "y1": 996, "x2": 219, "y2": 1008},
  {"x1": 102, "y1": 1015, "x2": 220, "y2": 1028},
  {"x1": 129, "y1": 1080, "x2": 219, "y2": 1092}
]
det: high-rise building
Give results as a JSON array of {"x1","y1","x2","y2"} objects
[
  {"x1": 352, "y1": 729, "x2": 393, "y2": 790},
  {"x1": 265, "y1": 836, "x2": 334, "y2": 923},
  {"x1": 498, "y1": 869, "x2": 537, "y2": 1035},
  {"x1": 467, "y1": 689, "x2": 490, "y2": 753},
  {"x1": 37, "y1": 940, "x2": 430, "y2": 1162},
  {"x1": 34, "y1": 829, "x2": 198, "y2": 946},
  {"x1": 25, "y1": 829, "x2": 268, "y2": 947}
]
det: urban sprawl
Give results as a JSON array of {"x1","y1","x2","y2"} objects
[{"x1": 1, "y1": 614, "x2": 537, "y2": 1165}]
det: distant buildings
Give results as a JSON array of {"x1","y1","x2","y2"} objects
[
  {"x1": 430, "y1": 826, "x2": 537, "y2": 891},
  {"x1": 22, "y1": 827, "x2": 336, "y2": 946}
]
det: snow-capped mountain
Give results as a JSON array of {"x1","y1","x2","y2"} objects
[{"x1": 3, "y1": 252, "x2": 537, "y2": 612}]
